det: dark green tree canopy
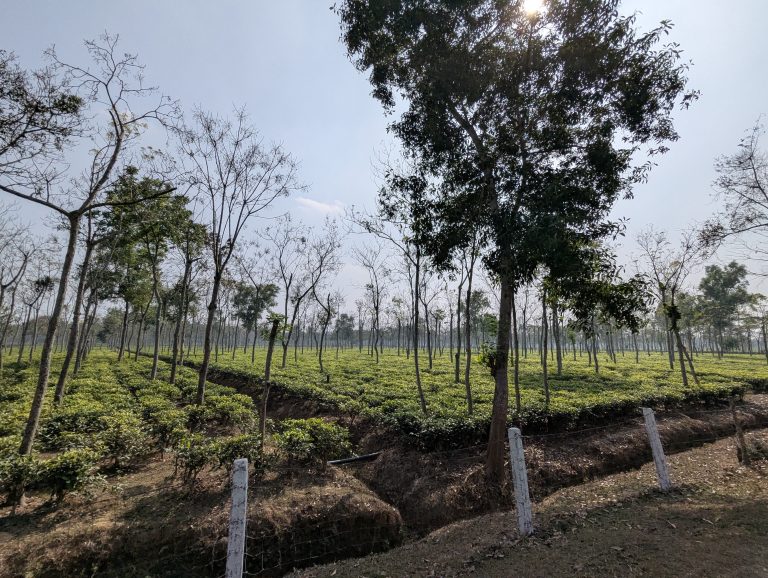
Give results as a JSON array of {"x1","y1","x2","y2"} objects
[{"x1": 339, "y1": 0, "x2": 696, "y2": 281}]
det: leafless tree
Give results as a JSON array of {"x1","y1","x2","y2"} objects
[
  {"x1": 704, "y1": 120, "x2": 768, "y2": 270},
  {"x1": 264, "y1": 216, "x2": 341, "y2": 371},
  {"x1": 178, "y1": 107, "x2": 301, "y2": 404},
  {"x1": 352, "y1": 241, "x2": 390, "y2": 364},
  {"x1": 638, "y1": 227, "x2": 706, "y2": 387}
]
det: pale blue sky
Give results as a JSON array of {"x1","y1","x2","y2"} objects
[{"x1": 3, "y1": 0, "x2": 768, "y2": 290}]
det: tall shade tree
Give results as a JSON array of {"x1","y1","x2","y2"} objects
[
  {"x1": 0, "y1": 36, "x2": 176, "y2": 455},
  {"x1": 338, "y1": 0, "x2": 696, "y2": 481},
  {"x1": 178, "y1": 108, "x2": 301, "y2": 404},
  {"x1": 699, "y1": 261, "x2": 753, "y2": 357}
]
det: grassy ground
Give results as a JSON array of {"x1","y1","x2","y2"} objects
[
  {"x1": 189, "y1": 346, "x2": 768, "y2": 442},
  {"x1": 294, "y1": 430, "x2": 768, "y2": 578}
]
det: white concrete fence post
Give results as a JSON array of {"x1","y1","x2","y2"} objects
[
  {"x1": 642, "y1": 407, "x2": 672, "y2": 491},
  {"x1": 508, "y1": 427, "x2": 534, "y2": 536},
  {"x1": 226, "y1": 458, "x2": 249, "y2": 578}
]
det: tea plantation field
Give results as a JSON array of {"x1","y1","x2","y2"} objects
[{"x1": 190, "y1": 347, "x2": 768, "y2": 447}]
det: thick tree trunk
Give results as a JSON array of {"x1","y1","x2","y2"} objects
[
  {"x1": 20, "y1": 215, "x2": 80, "y2": 455},
  {"x1": 486, "y1": 276, "x2": 513, "y2": 483}
]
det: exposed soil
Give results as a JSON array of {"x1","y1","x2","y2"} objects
[
  {"x1": 298, "y1": 394, "x2": 768, "y2": 534},
  {"x1": 292, "y1": 430, "x2": 768, "y2": 578},
  {"x1": 0, "y1": 458, "x2": 400, "y2": 578}
]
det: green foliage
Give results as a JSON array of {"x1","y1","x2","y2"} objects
[
  {"x1": 0, "y1": 453, "x2": 43, "y2": 506},
  {"x1": 40, "y1": 448, "x2": 99, "y2": 503},
  {"x1": 96, "y1": 411, "x2": 152, "y2": 469},
  {"x1": 212, "y1": 433, "x2": 268, "y2": 477},
  {"x1": 173, "y1": 434, "x2": 215, "y2": 484},
  {"x1": 274, "y1": 418, "x2": 351, "y2": 468}
]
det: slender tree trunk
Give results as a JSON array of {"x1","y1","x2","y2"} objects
[
  {"x1": 0, "y1": 285, "x2": 18, "y2": 372},
  {"x1": 553, "y1": 301, "x2": 562, "y2": 375},
  {"x1": 674, "y1": 328, "x2": 689, "y2": 387},
  {"x1": 762, "y1": 320, "x2": 768, "y2": 365},
  {"x1": 512, "y1": 289, "x2": 521, "y2": 414},
  {"x1": 150, "y1": 279, "x2": 163, "y2": 380},
  {"x1": 28, "y1": 306, "x2": 42, "y2": 362},
  {"x1": 464, "y1": 265, "x2": 474, "y2": 414},
  {"x1": 16, "y1": 305, "x2": 31, "y2": 364},
  {"x1": 413, "y1": 248, "x2": 427, "y2": 415},
  {"x1": 75, "y1": 301, "x2": 98, "y2": 372},
  {"x1": 170, "y1": 260, "x2": 192, "y2": 385},
  {"x1": 251, "y1": 321, "x2": 259, "y2": 364},
  {"x1": 117, "y1": 298, "x2": 130, "y2": 361},
  {"x1": 541, "y1": 289, "x2": 550, "y2": 406},
  {"x1": 20, "y1": 215, "x2": 80, "y2": 455},
  {"x1": 196, "y1": 271, "x2": 222, "y2": 405},
  {"x1": 259, "y1": 317, "x2": 280, "y2": 449}
]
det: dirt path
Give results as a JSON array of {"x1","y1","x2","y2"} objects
[{"x1": 293, "y1": 430, "x2": 768, "y2": 577}]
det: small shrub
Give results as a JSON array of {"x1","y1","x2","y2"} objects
[
  {"x1": 146, "y1": 408, "x2": 188, "y2": 452},
  {"x1": 39, "y1": 399, "x2": 108, "y2": 451},
  {"x1": 213, "y1": 433, "x2": 268, "y2": 477},
  {"x1": 174, "y1": 434, "x2": 216, "y2": 483},
  {"x1": 40, "y1": 448, "x2": 99, "y2": 504},
  {"x1": 274, "y1": 418, "x2": 351, "y2": 468},
  {"x1": 0, "y1": 454, "x2": 43, "y2": 510},
  {"x1": 97, "y1": 412, "x2": 152, "y2": 469}
]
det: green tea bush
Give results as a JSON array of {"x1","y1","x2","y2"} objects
[
  {"x1": 40, "y1": 448, "x2": 99, "y2": 503},
  {"x1": 97, "y1": 411, "x2": 152, "y2": 469},
  {"x1": 0, "y1": 453, "x2": 42, "y2": 508},
  {"x1": 212, "y1": 433, "x2": 268, "y2": 477},
  {"x1": 274, "y1": 418, "x2": 351, "y2": 468},
  {"x1": 205, "y1": 393, "x2": 255, "y2": 428},
  {"x1": 174, "y1": 434, "x2": 216, "y2": 483},
  {"x1": 146, "y1": 408, "x2": 188, "y2": 452},
  {"x1": 39, "y1": 398, "x2": 110, "y2": 451}
]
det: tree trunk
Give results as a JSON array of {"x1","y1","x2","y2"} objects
[
  {"x1": 541, "y1": 289, "x2": 550, "y2": 406},
  {"x1": 512, "y1": 288, "x2": 521, "y2": 414},
  {"x1": 0, "y1": 285, "x2": 18, "y2": 372},
  {"x1": 16, "y1": 305, "x2": 31, "y2": 364},
  {"x1": 196, "y1": 271, "x2": 222, "y2": 405},
  {"x1": 150, "y1": 279, "x2": 163, "y2": 380},
  {"x1": 486, "y1": 276, "x2": 513, "y2": 483},
  {"x1": 20, "y1": 215, "x2": 80, "y2": 455},
  {"x1": 413, "y1": 248, "x2": 427, "y2": 415},
  {"x1": 117, "y1": 298, "x2": 129, "y2": 361},
  {"x1": 259, "y1": 317, "x2": 280, "y2": 449},
  {"x1": 464, "y1": 264, "x2": 474, "y2": 414},
  {"x1": 170, "y1": 259, "x2": 192, "y2": 385}
]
